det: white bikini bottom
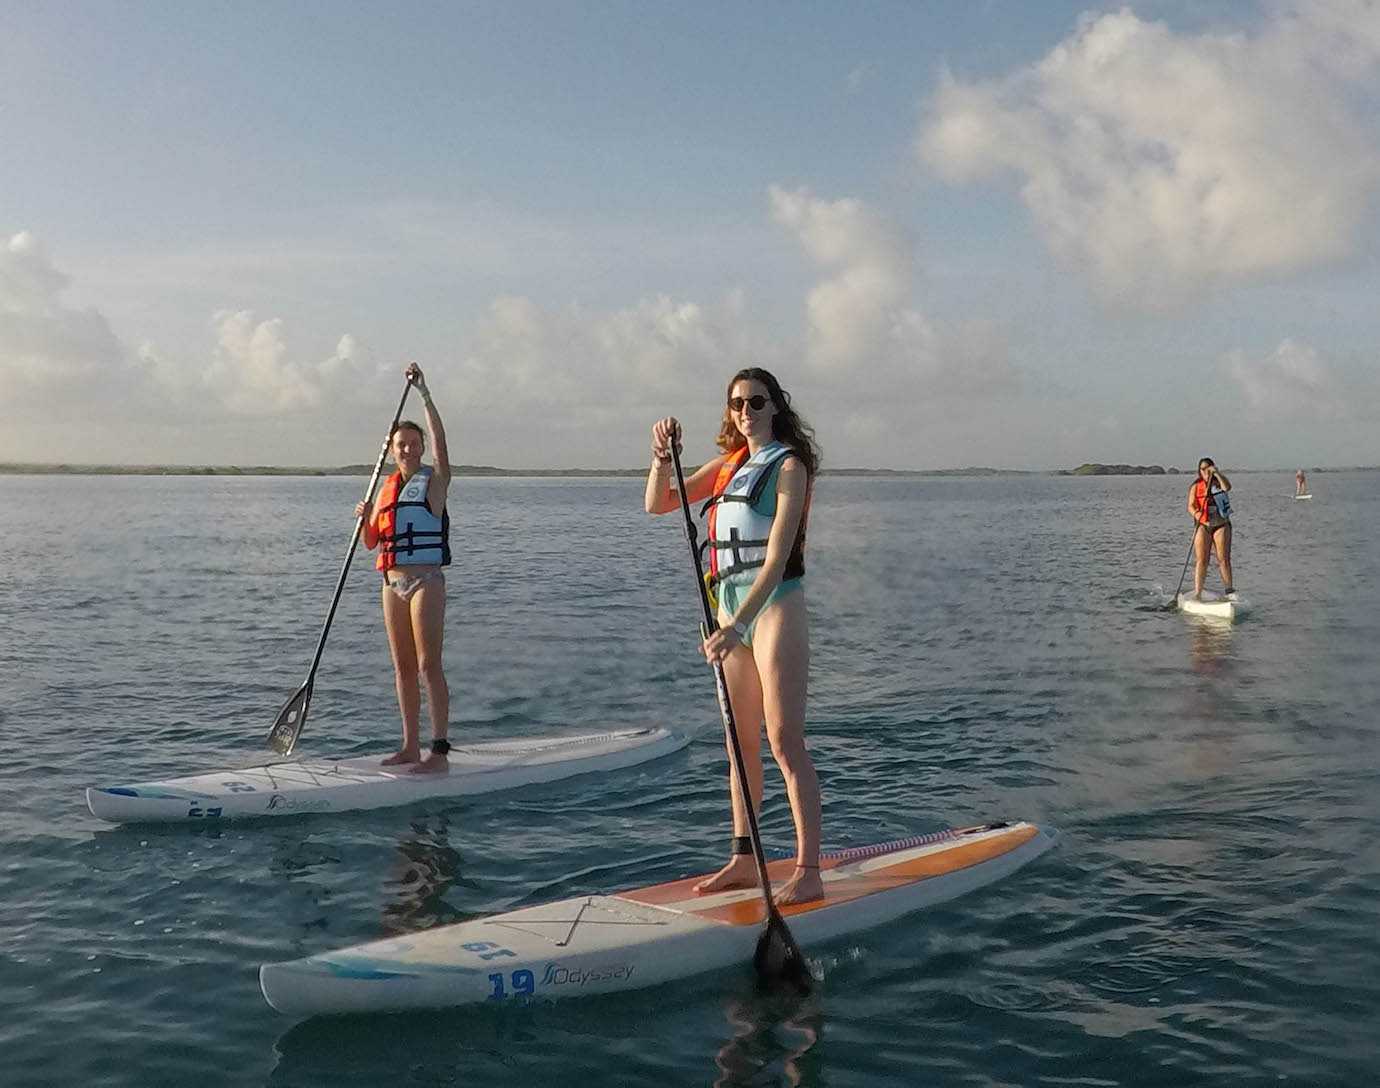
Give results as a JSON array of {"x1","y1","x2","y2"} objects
[{"x1": 385, "y1": 569, "x2": 445, "y2": 602}]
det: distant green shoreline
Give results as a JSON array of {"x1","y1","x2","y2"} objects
[{"x1": 0, "y1": 462, "x2": 1367, "y2": 478}]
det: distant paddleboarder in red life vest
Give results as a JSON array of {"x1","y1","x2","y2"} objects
[
  {"x1": 1296, "y1": 469, "x2": 1308, "y2": 496},
  {"x1": 356, "y1": 363, "x2": 453, "y2": 774},
  {"x1": 644, "y1": 367, "x2": 824, "y2": 906},
  {"x1": 1188, "y1": 457, "x2": 1234, "y2": 601}
]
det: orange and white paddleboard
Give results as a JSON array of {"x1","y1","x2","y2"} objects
[{"x1": 260, "y1": 821, "x2": 1056, "y2": 1018}]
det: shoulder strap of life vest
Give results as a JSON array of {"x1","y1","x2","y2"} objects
[
  {"x1": 698, "y1": 443, "x2": 793, "y2": 518},
  {"x1": 711, "y1": 446, "x2": 750, "y2": 498},
  {"x1": 377, "y1": 471, "x2": 401, "y2": 511},
  {"x1": 699, "y1": 448, "x2": 750, "y2": 567}
]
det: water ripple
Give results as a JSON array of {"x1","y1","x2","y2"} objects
[{"x1": 2, "y1": 472, "x2": 1378, "y2": 1086}]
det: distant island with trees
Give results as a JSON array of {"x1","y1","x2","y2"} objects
[{"x1": 1064, "y1": 463, "x2": 1180, "y2": 475}]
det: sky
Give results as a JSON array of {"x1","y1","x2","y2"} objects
[{"x1": 2, "y1": 0, "x2": 1378, "y2": 470}]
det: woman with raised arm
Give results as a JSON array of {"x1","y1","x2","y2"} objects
[
  {"x1": 356, "y1": 363, "x2": 454, "y2": 774},
  {"x1": 645, "y1": 367, "x2": 823, "y2": 905},
  {"x1": 1188, "y1": 456, "x2": 1234, "y2": 600}
]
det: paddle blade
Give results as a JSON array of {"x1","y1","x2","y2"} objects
[
  {"x1": 753, "y1": 911, "x2": 813, "y2": 994},
  {"x1": 266, "y1": 679, "x2": 313, "y2": 755}
]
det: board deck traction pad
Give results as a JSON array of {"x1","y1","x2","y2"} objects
[
  {"x1": 477, "y1": 826, "x2": 994, "y2": 944},
  {"x1": 620, "y1": 822, "x2": 1036, "y2": 925},
  {"x1": 107, "y1": 728, "x2": 663, "y2": 795}
]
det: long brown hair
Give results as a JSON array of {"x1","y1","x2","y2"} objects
[{"x1": 715, "y1": 368, "x2": 821, "y2": 476}]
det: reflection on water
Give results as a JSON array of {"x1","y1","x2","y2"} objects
[
  {"x1": 1188, "y1": 618, "x2": 1234, "y2": 675},
  {"x1": 381, "y1": 815, "x2": 467, "y2": 934},
  {"x1": 712, "y1": 984, "x2": 823, "y2": 1088},
  {"x1": 8, "y1": 471, "x2": 1379, "y2": 1087},
  {"x1": 268, "y1": 970, "x2": 828, "y2": 1088}
]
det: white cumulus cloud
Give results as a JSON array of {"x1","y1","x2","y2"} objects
[
  {"x1": 203, "y1": 312, "x2": 380, "y2": 416},
  {"x1": 768, "y1": 185, "x2": 1015, "y2": 397},
  {"x1": 460, "y1": 187, "x2": 1016, "y2": 458},
  {"x1": 461, "y1": 291, "x2": 767, "y2": 414},
  {"x1": 919, "y1": 4, "x2": 1380, "y2": 307},
  {"x1": 448, "y1": 290, "x2": 788, "y2": 466},
  {"x1": 1, "y1": 231, "x2": 382, "y2": 432},
  {"x1": 0, "y1": 231, "x2": 130, "y2": 414},
  {"x1": 1224, "y1": 338, "x2": 1348, "y2": 420}
]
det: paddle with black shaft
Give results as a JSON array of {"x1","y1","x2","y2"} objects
[
  {"x1": 667, "y1": 431, "x2": 813, "y2": 994},
  {"x1": 266, "y1": 378, "x2": 415, "y2": 755},
  {"x1": 1167, "y1": 471, "x2": 1214, "y2": 610},
  {"x1": 1165, "y1": 527, "x2": 1198, "y2": 611}
]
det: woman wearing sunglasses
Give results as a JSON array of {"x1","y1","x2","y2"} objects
[
  {"x1": 645, "y1": 368, "x2": 824, "y2": 905},
  {"x1": 1188, "y1": 457, "x2": 1235, "y2": 600}
]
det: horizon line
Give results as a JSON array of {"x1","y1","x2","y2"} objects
[{"x1": 1, "y1": 462, "x2": 1369, "y2": 478}]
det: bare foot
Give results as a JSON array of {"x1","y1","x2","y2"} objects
[
  {"x1": 407, "y1": 753, "x2": 449, "y2": 775},
  {"x1": 693, "y1": 856, "x2": 758, "y2": 894},
  {"x1": 775, "y1": 866, "x2": 824, "y2": 906},
  {"x1": 381, "y1": 749, "x2": 421, "y2": 767}
]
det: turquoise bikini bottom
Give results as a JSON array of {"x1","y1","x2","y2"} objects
[{"x1": 717, "y1": 577, "x2": 803, "y2": 648}]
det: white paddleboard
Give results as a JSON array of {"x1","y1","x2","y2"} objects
[
  {"x1": 86, "y1": 727, "x2": 689, "y2": 824},
  {"x1": 1176, "y1": 590, "x2": 1247, "y2": 622},
  {"x1": 1295, "y1": 494, "x2": 1312, "y2": 501},
  {"x1": 260, "y1": 820, "x2": 1055, "y2": 1018}
]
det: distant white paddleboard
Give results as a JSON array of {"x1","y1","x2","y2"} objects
[
  {"x1": 1177, "y1": 590, "x2": 1247, "y2": 623},
  {"x1": 86, "y1": 727, "x2": 689, "y2": 824},
  {"x1": 260, "y1": 821, "x2": 1056, "y2": 1018},
  {"x1": 1295, "y1": 494, "x2": 1312, "y2": 501}
]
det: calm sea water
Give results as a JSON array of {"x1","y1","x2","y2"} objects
[{"x1": 2, "y1": 470, "x2": 1377, "y2": 1087}]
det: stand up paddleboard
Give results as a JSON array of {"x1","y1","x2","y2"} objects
[
  {"x1": 1295, "y1": 494, "x2": 1312, "y2": 501},
  {"x1": 260, "y1": 820, "x2": 1055, "y2": 1017},
  {"x1": 1176, "y1": 591, "x2": 1247, "y2": 623},
  {"x1": 86, "y1": 727, "x2": 688, "y2": 824}
]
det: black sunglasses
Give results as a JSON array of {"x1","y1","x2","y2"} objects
[{"x1": 728, "y1": 395, "x2": 769, "y2": 412}]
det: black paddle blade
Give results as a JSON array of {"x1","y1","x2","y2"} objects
[
  {"x1": 266, "y1": 679, "x2": 313, "y2": 755},
  {"x1": 1162, "y1": 589, "x2": 1188, "y2": 612},
  {"x1": 753, "y1": 911, "x2": 813, "y2": 994}
]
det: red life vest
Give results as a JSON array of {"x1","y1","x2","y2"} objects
[{"x1": 374, "y1": 468, "x2": 450, "y2": 572}]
